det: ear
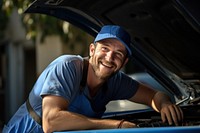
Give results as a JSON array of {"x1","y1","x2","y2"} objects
[{"x1": 89, "y1": 43, "x2": 95, "y2": 57}]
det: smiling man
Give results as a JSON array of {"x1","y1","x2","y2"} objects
[
  {"x1": 3, "y1": 25, "x2": 183, "y2": 133},
  {"x1": 90, "y1": 39, "x2": 128, "y2": 78}
]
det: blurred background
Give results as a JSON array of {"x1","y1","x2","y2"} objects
[
  {"x1": 0, "y1": 0, "x2": 95, "y2": 130},
  {"x1": 0, "y1": 0, "x2": 139, "y2": 131}
]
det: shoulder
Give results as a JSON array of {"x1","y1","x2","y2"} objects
[
  {"x1": 41, "y1": 55, "x2": 84, "y2": 78},
  {"x1": 106, "y1": 71, "x2": 140, "y2": 99},
  {"x1": 110, "y1": 71, "x2": 132, "y2": 81},
  {"x1": 108, "y1": 71, "x2": 139, "y2": 87},
  {"x1": 48, "y1": 55, "x2": 83, "y2": 68},
  {"x1": 54, "y1": 55, "x2": 83, "y2": 63}
]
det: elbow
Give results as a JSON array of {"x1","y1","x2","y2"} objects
[
  {"x1": 42, "y1": 113, "x2": 58, "y2": 133},
  {"x1": 42, "y1": 120, "x2": 54, "y2": 133}
]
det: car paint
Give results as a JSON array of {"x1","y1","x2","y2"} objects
[{"x1": 54, "y1": 126, "x2": 200, "y2": 133}]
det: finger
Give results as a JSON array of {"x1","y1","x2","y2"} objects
[
  {"x1": 161, "y1": 107, "x2": 173, "y2": 125},
  {"x1": 177, "y1": 106, "x2": 184, "y2": 122},
  {"x1": 169, "y1": 105, "x2": 179, "y2": 126},
  {"x1": 173, "y1": 105, "x2": 184, "y2": 126},
  {"x1": 166, "y1": 112, "x2": 173, "y2": 125},
  {"x1": 174, "y1": 105, "x2": 183, "y2": 123},
  {"x1": 173, "y1": 106, "x2": 182, "y2": 125},
  {"x1": 161, "y1": 110, "x2": 167, "y2": 123},
  {"x1": 174, "y1": 106, "x2": 181, "y2": 121}
]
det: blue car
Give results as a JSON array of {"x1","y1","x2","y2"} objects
[{"x1": 25, "y1": 0, "x2": 200, "y2": 132}]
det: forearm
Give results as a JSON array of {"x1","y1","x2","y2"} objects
[
  {"x1": 43, "y1": 110, "x2": 94, "y2": 132},
  {"x1": 151, "y1": 91, "x2": 172, "y2": 112},
  {"x1": 43, "y1": 110, "x2": 132, "y2": 132}
]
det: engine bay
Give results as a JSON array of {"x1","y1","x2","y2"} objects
[{"x1": 104, "y1": 104, "x2": 200, "y2": 127}]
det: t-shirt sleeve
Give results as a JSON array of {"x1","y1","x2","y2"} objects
[
  {"x1": 109, "y1": 72, "x2": 139, "y2": 100},
  {"x1": 40, "y1": 58, "x2": 82, "y2": 101}
]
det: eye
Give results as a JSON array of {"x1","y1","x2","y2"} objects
[
  {"x1": 101, "y1": 47, "x2": 109, "y2": 52},
  {"x1": 115, "y1": 51, "x2": 124, "y2": 58}
]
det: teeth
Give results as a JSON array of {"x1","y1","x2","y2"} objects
[{"x1": 101, "y1": 62, "x2": 112, "y2": 68}]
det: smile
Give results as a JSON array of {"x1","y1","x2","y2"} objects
[{"x1": 100, "y1": 61, "x2": 113, "y2": 68}]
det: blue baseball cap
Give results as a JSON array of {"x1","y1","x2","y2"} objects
[{"x1": 94, "y1": 25, "x2": 132, "y2": 57}]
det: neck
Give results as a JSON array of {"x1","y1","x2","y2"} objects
[{"x1": 87, "y1": 63, "x2": 106, "y2": 97}]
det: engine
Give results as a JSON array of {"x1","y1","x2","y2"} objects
[{"x1": 104, "y1": 104, "x2": 200, "y2": 127}]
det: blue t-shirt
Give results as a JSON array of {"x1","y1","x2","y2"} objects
[
  {"x1": 3, "y1": 55, "x2": 139, "y2": 133},
  {"x1": 29, "y1": 55, "x2": 139, "y2": 118}
]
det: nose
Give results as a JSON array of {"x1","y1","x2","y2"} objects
[{"x1": 105, "y1": 51, "x2": 114, "y2": 62}]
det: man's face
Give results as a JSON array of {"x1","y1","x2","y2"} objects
[{"x1": 89, "y1": 38, "x2": 128, "y2": 80}]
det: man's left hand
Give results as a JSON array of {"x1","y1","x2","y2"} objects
[{"x1": 160, "y1": 103, "x2": 183, "y2": 126}]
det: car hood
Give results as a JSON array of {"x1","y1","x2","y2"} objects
[{"x1": 25, "y1": 0, "x2": 200, "y2": 99}]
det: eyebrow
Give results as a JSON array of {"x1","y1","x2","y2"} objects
[{"x1": 100, "y1": 42, "x2": 126, "y2": 55}]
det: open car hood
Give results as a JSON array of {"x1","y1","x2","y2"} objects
[{"x1": 25, "y1": 0, "x2": 200, "y2": 100}]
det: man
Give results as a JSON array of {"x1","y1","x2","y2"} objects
[{"x1": 3, "y1": 25, "x2": 183, "y2": 133}]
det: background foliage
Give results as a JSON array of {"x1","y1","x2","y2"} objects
[{"x1": 0, "y1": 0, "x2": 75, "y2": 43}]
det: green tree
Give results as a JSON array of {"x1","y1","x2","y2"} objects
[
  {"x1": 1, "y1": 0, "x2": 66, "y2": 41},
  {"x1": 1, "y1": 0, "x2": 93, "y2": 56}
]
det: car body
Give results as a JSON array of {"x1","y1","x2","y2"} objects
[{"x1": 25, "y1": 0, "x2": 200, "y2": 132}]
